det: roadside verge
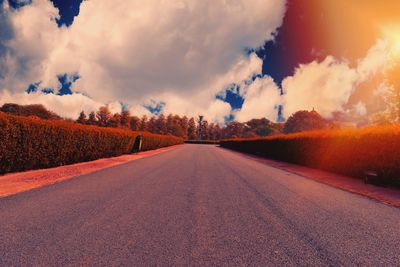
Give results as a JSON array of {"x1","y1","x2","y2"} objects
[
  {"x1": 224, "y1": 148, "x2": 400, "y2": 208},
  {"x1": 0, "y1": 145, "x2": 181, "y2": 198}
]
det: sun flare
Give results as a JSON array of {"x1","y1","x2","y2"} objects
[{"x1": 382, "y1": 25, "x2": 400, "y2": 60}]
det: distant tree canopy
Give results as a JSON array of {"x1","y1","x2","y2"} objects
[
  {"x1": 96, "y1": 106, "x2": 112, "y2": 127},
  {"x1": 77, "y1": 111, "x2": 87, "y2": 124},
  {"x1": 75, "y1": 107, "x2": 325, "y2": 139},
  {"x1": 120, "y1": 110, "x2": 131, "y2": 128},
  {"x1": 245, "y1": 118, "x2": 283, "y2": 136},
  {"x1": 1, "y1": 103, "x2": 331, "y2": 140},
  {"x1": 283, "y1": 110, "x2": 327, "y2": 134},
  {"x1": 187, "y1": 117, "x2": 197, "y2": 140},
  {"x1": 0, "y1": 103, "x2": 62, "y2": 120},
  {"x1": 87, "y1": 111, "x2": 97, "y2": 125}
]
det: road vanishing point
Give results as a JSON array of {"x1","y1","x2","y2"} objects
[{"x1": 1, "y1": 145, "x2": 399, "y2": 266}]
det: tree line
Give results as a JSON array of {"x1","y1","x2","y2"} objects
[
  {"x1": 0, "y1": 103, "x2": 331, "y2": 140},
  {"x1": 76, "y1": 107, "x2": 220, "y2": 140},
  {"x1": 75, "y1": 106, "x2": 319, "y2": 140}
]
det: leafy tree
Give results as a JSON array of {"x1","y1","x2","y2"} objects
[
  {"x1": 120, "y1": 110, "x2": 131, "y2": 128},
  {"x1": 197, "y1": 115, "x2": 204, "y2": 139},
  {"x1": 222, "y1": 121, "x2": 245, "y2": 138},
  {"x1": 156, "y1": 114, "x2": 168, "y2": 134},
  {"x1": 213, "y1": 124, "x2": 222, "y2": 140},
  {"x1": 87, "y1": 111, "x2": 97, "y2": 125},
  {"x1": 187, "y1": 117, "x2": 197, "y2": 140},
  {"x1": 96, "y1": 106, "x2": 111, "y2": 127},
  {"x1": 180, "y1": 116, "x2": 189, "y2": 139},
  {"x1": 283, "y1": 110, "x2": 327, "y2": 134},
  {"x1": 108, "y1": 113, "x2": 121, "y2": 128},
  {"x1": 148, "y1": 116, "x2": 157, "y2": 133},
  {"x1": 208, "y1": 123, "x2": 220, "y2": 140},
  {"x1": 172, "y1": 115, "x2": 184, "y2": 137},
  {"x1": 166, "y1": 114, "x2": 174, "y2": 135},
  {"x1": 140, "y1": 115, "x2": 148, "y2": 131},
  {"x1": 245, "y1": 118, "x2": 283, "y2": 136},
  {"x1": 76, "y1": 111, "x2": 87, "y2": 124},
  {"x1": 200, "y1": 119, "x2": 209, "y2": 140},
  {"x1": 130, "y1": 116, "x2": 140, "y2": 131}
]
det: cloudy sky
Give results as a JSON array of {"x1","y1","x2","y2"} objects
[{"x1": 0, "y1": 0, "x2": 399, "y2": 123}]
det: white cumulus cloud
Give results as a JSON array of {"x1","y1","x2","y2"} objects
[
  {"x1": 235, "y1": 76, "x2": 281, "y2": 122},
  {"x1": 281, "y1": 40, "x2": 392, "y2": 119},
  {"x1": 0, "y1": 0, "x2": 286, "y2": 121},
  {"x1": 236, "y1": 39, "x2": 393, "y2": 121},
  {"x1": 281, "y1": 56, "x2": 359, "y2": 118}
]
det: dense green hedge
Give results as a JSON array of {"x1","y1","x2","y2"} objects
[
  {"x1": 220, "y1": 127, "x2": 400, "y2": 185},
  {"x1": 0, "y1": 112, "x2": 183, "y2": 174}
]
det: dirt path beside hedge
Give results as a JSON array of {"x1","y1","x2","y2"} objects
[
  {"x1": 0, "y1": 145, "x2": 181, "y2": 198},
  {"x1": 224, "y1": 148, "x2": 400, "y2": 208}
]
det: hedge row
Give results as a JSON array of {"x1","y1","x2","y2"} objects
[
  {"x1": 0, "y1": 112, "x2": 183, "y2": 174},
  {"x1": 220, "y1": 126, "x2": 400, "y2": 185},
  {"x1": 184, "y1": 140, "x2": 220, "y2": 145},
  {"x1": 140, "y1": 132, "x2": 184, "y2": 151}
]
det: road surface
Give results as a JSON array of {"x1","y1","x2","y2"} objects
[{"x1": 1, "y1": 144, "x2": 399, "y2": 266}]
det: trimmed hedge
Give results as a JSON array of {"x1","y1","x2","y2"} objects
[
  {"x1": 140, "y1": 132, "x2": 184, "y2": 151},
  {"x1": 220, "y1": 126, "x2": 400, "y2": 184},
  {"x1": 0, "y1": 112, "x2": 183, "y2": 174},
  {"x1": 184, "y1": 140, "x2": 220, "y2": 145}
]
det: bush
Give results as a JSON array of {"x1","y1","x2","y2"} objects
[
  {"x1": 0, "y1": 103, "x2": 62, "y2": 120},
  {"x1": 0, "y1": 112, "x2": 183, "y2": 174},
  {"x1": 220, "y1": 126, "x2": 400, "y2": 185}
]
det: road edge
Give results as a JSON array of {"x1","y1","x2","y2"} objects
[{"x1": 221, "y1": 147, "x2": 400, "y2": 208}]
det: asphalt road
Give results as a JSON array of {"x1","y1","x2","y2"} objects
[{"x1": 1, "y1": 145, "x2": 400, "y2": 266}]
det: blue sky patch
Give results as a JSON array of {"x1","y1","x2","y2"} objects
[
  {"x1": 144, "y1": 100, "x2": 166, "y2": 115},
  {"x1": 57, "y1": 73, "x2": 79, "y2": 95}
]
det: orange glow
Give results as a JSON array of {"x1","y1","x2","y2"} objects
[
  {"x1": 221, "y1": 125, "x2": 400, "y2": 182},
  {"x1": 317, "y1": 0, "x2": 400, "y2": 62}
]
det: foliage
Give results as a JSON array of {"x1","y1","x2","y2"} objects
[
  {"x1": 140, "y1": 115, "x2": 148, "y2": 131},
  {"x1": 180, "y1": 116, "x2": 189, "y2": 140},
  {"x1": 87, "y1": 111, "x2": 97, "y2": 125},
  {"x1": 370, "y1": 84, "x2": 400, "y2": 125},
  {"x1": 77, "y1": 111, "x2": 88, "y2": 124},
  {"x1": 130, "y1": 116, "x2": 140, "y2": 131},
  {"x1": 246, "y1": 118, "x2": 283, "y2": 136},
  {"x1": 156, "y1": 114, "x2": 168, "y2": 134},
  {"x1": 283, "y1": 110, "x2": 327, "y2": 134},
  {"x1": 74, "y1": 106, "x2": 289, "y2": 140},
  {"x1": 96, "y1": 106, "x2": 112, "y2": 127},
  {"x1": 0, "y1": 112, "x2": 183, "y2": 174},
  {"x1": 221, "y1": 126, "x2": 400, "y2": 184},
  {"x1": 208, "y1": 123, "x2": 221, "y2": 140},
  {"x1": 6, "y1": 103, "x2": 324, "y2": 140},
  {"x1": 0, "y1": 103, "x2": 62, "y2": 120},
  {"x1": 222, "y1": 121, "x2": 246, "y2": 138},
  {"x1": 120, "y1": 110, "x2": 131, "y2": 128},
  {"x1": 187, "y1": 117, "x2": 197, "y2": 140}
]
